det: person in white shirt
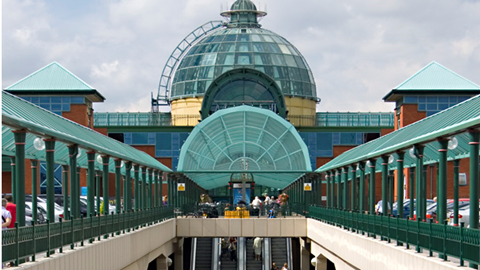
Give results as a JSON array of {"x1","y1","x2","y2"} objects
[
  {"x1": 2, "y1": 199, "x2": 12, "y2": 230},
  {"x1": 251, "y1": 196, "x2": 262, "y2": 216}
]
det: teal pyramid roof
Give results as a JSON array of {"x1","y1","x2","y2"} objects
[
  {"x1": 384, "y1": 61, "x2": 480, "y2": 102},
  {"x1": 5, "y1": 62, "x2": 95, "y2": 91},
  {"x1": 395, "y1": 61, "x2": 480, "y2": 90},
  {"x1": 5, "y1": 62, "x2": 105, "y2": 102}
]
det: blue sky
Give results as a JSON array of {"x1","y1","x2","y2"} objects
[{"x1": 3, "y1": 0, "x2": 480, "y2": 113}]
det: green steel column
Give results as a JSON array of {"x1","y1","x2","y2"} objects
[
  {"x1": 336, "y1": 169, "x2": 341, "y2": 209},
  {"x1": 167, "y1": 173, "x2": 171, "y2": 206},
  {"x1": 453, "y1": 160, "x2": 460, "y2": 226},
  {"x1": 330, "y1": 171, "x2": 335, "y2": 208},
  {"x1": 381, "y1": 156, "x2": 388, "y2": 216},
  {"x1": 326, "y1": 172, "x2": 330, "y2": 207},
  {"x1": 125, "y1": 162, "x2": 132, "y2": 211},
  {"x1": 141, "y1": 167, "x2": 147, "y2": 210},
  {"x1": 369, "y1": 159, "x2": 376, "y2": 215},
  {"x1": 396, "y1": 152, "x2": 405, "y2": 219},
  {"x1": 159, "y1": 172, "x2": 164, "y2": 207},
  {"x1": 469, "y1": 131, "x2": 479, "y2": 231},
  {"x1": 415, "y1": 145, "x2": 424, "y2": 221},
  {"x1": 45, "y1": 139, "x2": 56, "y2": 222},
  {"x1": 87, "y1": 152, "x2": 95, "y2": 217},
  {"x1": 153, "y1": 171, "x2": 158, "y2": 207},
  {"x1": 389, "y1": 170, "x2": 394, "y2": 216},
  {"x1": 102, "y1": 156, "x2": 110, "y2": 215},
  {"x1": 409, "y1": 167, "x2": 415, "y2": 220},
  {"x1": 114, "y1": 159, "x2": 122, "y2": 214},
  {"x1": 62, "y1": 165, "x2": 69, "y2": 220},
  {"x1": 148, "y1": 169, "x2": 153, "y2": 209},
  {"x1": 359, "y1": 162, "x2": 366, "y2": 213},
  {"x1": 10, "y1": 157, "x2": 16, "y2": 204},
  {"x1": 96, "y1": 171, "x2": 101, "y2": 215},
  {"x1": 68, "y1": 145, "x2": 79, "y2": 219},
  {"x1": 13, "y1": 130, "x2": 26, "y2": 227},
  {"x1": 32, "y1": 160, "x2": 38, "y2": 222},
  {"x1": 350, "y1": 166, "x2": 356, "y2": 211},
  {"x1": 343, "y1": 168, "x2": 348, "y2": 210},
  {"x1": 422, "y1": 165, "x2": 428, "y2": 220},
  {"x1": 317, "y1": 174, "x2": 322, "y2": 206},
  {"x1": 437, "y1": 139, "x2": 448, "y2": 224},
  {"x1": 134, "y1": 165, "x2": 140, "y2": 210}
]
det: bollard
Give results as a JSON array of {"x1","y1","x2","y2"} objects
[
  {"x1": 59, "y1": 218, "x2": 63, "y2": 253},
  {"x1": 31, "y1": 220, "x2": 36, "y2": 261}
]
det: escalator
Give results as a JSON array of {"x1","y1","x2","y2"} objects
[
  {"x1": 271, "y1": 238, "x2": 290, "y2": 269},
  {"x1": 245, "y1": 238, "x2": 262, "y2": 270},
  {"x1": 192, "y1": 238, "x2": 213, "y2": 270}
]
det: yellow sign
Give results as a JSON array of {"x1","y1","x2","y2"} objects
[
  {"x1": 304, "y1": 183, "x2": 312, "y2": 191},
  {"x1": 177, "y1": 183, "x2": 185, "y2": 191}
]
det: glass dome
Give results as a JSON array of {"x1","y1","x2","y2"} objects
[{"x1": 171, "y1": 27, "x2": 317, "y2": 101}]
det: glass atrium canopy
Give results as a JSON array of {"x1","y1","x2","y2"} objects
[
  {"x1": 177, "y1": 106, "x2": 312, "y2": 189},
  {"x1": 170, "y1": 0, "x2": 317, "y2": 102}
]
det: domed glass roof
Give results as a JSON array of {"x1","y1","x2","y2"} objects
[{"x1": 171, "y1": 27, "x2": 317, "y2": 101}]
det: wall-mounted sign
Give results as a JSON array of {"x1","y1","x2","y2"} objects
[
  {"x1": 304, "y1": 183, "x2": 312, "y2": 191},
  {"x1": 177, "y1": 183, "x2": 185, "y2": 191},
  {"x1": 233, "y1": 183, "x2": 251, "y2": 188}
]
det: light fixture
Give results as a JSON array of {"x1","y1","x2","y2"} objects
[
  {"x1": 77, "y1": 149, "x2": 82, "y2": 158},
  {"x1": 167, "y1": 258, "x2": 173, "y2": 267},
  {"x1": 388, "y1": 155, "x2": 394, "y2": 164},
  {"x1": 121, "y1": 161, "x2": 125, "y2": 168},
  {"x1": 311, "y1": 257, "x2": 317, "y2": 267},
  {"x1": 409, "y1": 148, "x2": 416, "y2": 158},
  {"x1": 366, "y1": 160, "x2": 371, "y2": 167},
  {"x1": 448, "y1": 136, "x2": 458, "y2": 150},
  {"x1": 96, "y1": 154, "x2": 103, "y2": 164},
  {"x1": 33, "y1": 137, "x2": 45, "y2": 151}
]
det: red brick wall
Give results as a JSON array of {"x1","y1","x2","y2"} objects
[
  {"x1": 62, "y1": 104, "x2": 89, "y2": 127},
  {"x1": 93, "y1": 127, "x2": 108, "y2": 136},
  {"x1": 400, "y1": 104, "x2": 426, "y2": 128}
]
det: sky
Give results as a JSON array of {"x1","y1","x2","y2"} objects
[{"x1": 3, "y1": 0, "x2": 480, "y2": 113}]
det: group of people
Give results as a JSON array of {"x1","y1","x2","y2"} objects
[
  {"x1": 250, "y1": 193, "x2": 290, "y2": 217},
  {"x1": 1, "y1": 195, "x2": 16, "y2": 230},
  {"x1": 271, "y1": 262, "x2": 290, "y2": 270}
]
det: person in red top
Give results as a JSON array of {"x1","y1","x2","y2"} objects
[{"x1": 5, "y1": 195, "x2": 16, "y2": 228}]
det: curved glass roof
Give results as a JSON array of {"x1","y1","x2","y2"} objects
[
  {"x1": 177, "y1": 106, "x2": 312, "y2": 189},
  {"x1": 171, "y1": 27, "x2": 317, "y2": 101}
]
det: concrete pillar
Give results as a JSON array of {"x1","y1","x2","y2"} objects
[
  {"x1": 156, "y1": 255, "x2": 169, "y2": 270},
  {"x1": 315, "y1": 256, "x2": 328, "y2": 270},
  {"x1": 174, "y1": 247, "x2": 183, "y2": 270},
  {"x1": 301, "y1": 246, "x2": 310, "y2": 270}
]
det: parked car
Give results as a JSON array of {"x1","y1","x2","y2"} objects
[
  {"x1": 392, "y1": 199, "x2": 436, "y2": 218},
  {"x1": 29, "y1": 196, "x2": 64, "y2": 222},
  {"x1": 447, "y1": 202, "x2": 480, "y2": 228},
  {"x1": 25, "y1": 201, "x2": 46, "y2": 224},
  {"x1": 39, "y1": 194, "x2": 88, "y2": 217},
  {"x1": 425, "y1": 198, "x2": 471, "y2": 222}
]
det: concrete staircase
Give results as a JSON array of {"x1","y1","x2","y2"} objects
[
  {"x1": 246, "y1": 238, "x2": 262, "y2": 270},
  {"x1": 271, "y1": 238, "x2": 288, "y2": 268},
  {"x1": 195, "y1": 238, "x2": 212, "y2": 270}
]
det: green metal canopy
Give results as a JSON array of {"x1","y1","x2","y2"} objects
[
  {"x1": 2, "y1": 91, "x2": 171, "y2": 178},
  {"x1": 178, "y1": 105, "x2": 311, "y2": 189},
  {"x1": 317, "y1": 93, "x2": 480, "y2": 175}
]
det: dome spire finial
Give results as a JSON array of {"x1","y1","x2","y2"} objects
[{"x1": 221, "y1": 0, "x2": 267, "y2": 28}]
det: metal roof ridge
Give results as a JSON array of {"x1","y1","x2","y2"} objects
[
  {"x1": 393, "y1": 61, "x2": 436, "y2": 90},
  {"x1": 5, "y1": 61, "x2": 96, "y2": 91}
]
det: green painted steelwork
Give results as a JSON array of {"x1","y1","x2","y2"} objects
[
  {"x1": 87, "y1": 152, "x2": 95, "y2": 217},
  {"x1": 368, "y1": 160, "x2": 376, "y2": 214},
  {"x1": 396, "y1": 152, "x2": 405, "y2": 219},
  {"x1": 381, "y1": 156, "x2": 388, "y2": 216},
  {"x1": 438, "y1": 140, "x2": 448, "y2": 224},
  {"x1": 32, "y1": 160, "x2": 38, "y2": 222},
  {"x1": 68, "y1": 145, "x2": 79, "y2": 219},
  {"x1": 2, "y1": 91, "x2": 171, "y2": 174},
  {"x1": 309, "y1": 206, "x2": 480, "y2": 266},
  {"x1": 1, "y1": 207, "x2": 174, "y2": 265},
  {"x1": 45, "y1": 140, "x2": 56, "y2": 222},
  {"x1": 13, "y1": 130, "x2": 26, "y2": 227},
  {"x1": 115, "y1": 159, "x2": 122, "y2": 213},
  {"x1": 469, "y1": 132, "x2": 479, "y2": 231},
  {"x1": 200, "y1": 68, "x2": 287, "y2": 119},
  {"x1": 62, "y1": 165, "x2": 69, "y2": 219},
  {"x1": 316, "y1": 93, "x2": 480, "y2": 174},
  {"x1": 358, "y1": 162, "x2": 365, "y2": 213},
  {"x1": 178, "y1": 106, "x2": 311, "y2": 189}
]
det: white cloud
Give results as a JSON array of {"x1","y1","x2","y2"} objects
[{"x1": 3, "y1": 0, "x2": 480, "y2": 113}]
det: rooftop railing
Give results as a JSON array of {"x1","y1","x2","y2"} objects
[{"x1": 94, "y1": 112, "x2": 394, "y2": 127}]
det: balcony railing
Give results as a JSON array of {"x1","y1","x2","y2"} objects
[
  {"x1": 93, "y1": 112, "x2": 394, "y2": 127},
  {"x1": 309, "y1": 206, "x2": 479, "y2": 267}
]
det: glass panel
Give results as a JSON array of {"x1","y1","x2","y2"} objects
[
  {"x1": 62, "y1": 97, "x2": 70, "y2": 103},
  {"x1": 197, "y1": 80, "x2": 207, "y2": 94},
  {"x1": 426, "y1": 96, "x2": 437, "y2": 103},
  {"x1": 51, "y1": 104, "x2": 62, "y2": 111},
  {"x1": 267, "y1": 44, "x2": 281, "y2": 53},
  {"x1": 31, "y1": 97, "x2": 39, "y2": 103},
  {"x1": 224, "y1": 35, "x2": 237, "y2": 42},
  {"x1": 156, "y1": 133, "x2": 172, "y2": 150},
  {"x1": 40, "y1": 97, "x2": 50, "y2": 103},
  {"x1": 253, "y1": 43, "x2": 264, "y2": 52},
  {"x1": 71, "y1": 97, "x2": 84, "y2": 104},
  {"x1": 236, "y1": 43, "x2": 250, "y2": 52},
  {"x1": 285, "y1": 55, "x2": 297, "y2": 67},
  {"x1": 262, "y1": 35, "x2": 274, "y2": 42},
  {"x1": 404, "y1": 96, "x2": 418, "y2": 103},
  {"x1": 294, "y1": 56, "x2": 306, "y2": 69},
  {"x1": 418, "y1": 103, "x2": 426, "y2": 111},
  {"x1": 438, "y1": 96, "x2": 449, "y2": 103},
  {"x1": 219, "y1": 43, "x2": 236, "y2": 52},
  {"x1": 62, "y1": 104, "x2": 70, "y2": 111},
  {"x1": 251, "y1": 34, "x2": 261, "y2": 42},
  {"x1": 51, "y1": 97, "x2": 61, "y2": 103},
  {"x1": 201, "y1": 53, "x2": 217, "y2": 65},
  {"x1": 238, "y1": 34, "x2": 249, "y2": 42},
  {"x1": 278, "y1": 44, "x2": 291, "y2": 55},
  {"x1": 185, "y1": 81, "x2": 196, "y2": 95},
  {"x1": 426, "y1": 104, "x2": 437, "y2": 110},
  {"x1": 236, "y1": 53, "x2": 252, "y2": 65}
]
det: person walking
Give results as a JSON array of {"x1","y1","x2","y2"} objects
[
  {"x1": 251, "y1": 196, "x2": 262, "y2": 216},
  {"x1": 229, "y1": 237, "x2": 237, "y2": 262},
  {"x1": 5, "y1": 195, "x2": 16, "y2": 228},
  {"x1": 271, "y1": 262, "x2": 279, "y2": 270},
  {"x1": 281, "y1": 262, "x2": 290, "y2": 270},
  {"x1": 253, "y1": 237, "x2": 263, "y2": 261},
  {"x1": 2, "y1": 199, "x2": 12, "y2": 229}
]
